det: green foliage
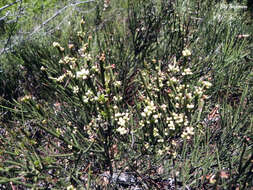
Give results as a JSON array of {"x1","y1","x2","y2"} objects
[{"x1": 0, "y1": 0, "x2": 252, "y2": 189}]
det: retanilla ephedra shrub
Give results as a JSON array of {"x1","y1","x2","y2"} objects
[
  {"x1": 4, "y1": 0, "x2": 253, "y2": 189},
  {"x1": 2, "y1": 17, "x2": 213, "y2": 188}
]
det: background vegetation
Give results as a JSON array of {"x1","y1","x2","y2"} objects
[{"x1": 0, "y1": 0, "x2": 252, "y2": 189}]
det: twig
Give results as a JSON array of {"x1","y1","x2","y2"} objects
[
  {"x1": 29, "y1": 0, "x2": 95, "y2": 36},
  {"x1": 0, "y1": 0, "x2": 21, "y2": 12},
  {"x1": 0, "y1": 0, "x2": 96, "y2": 56},
  {"x1": 0, "y1": 0, "x2": 23, "y2": 55}
]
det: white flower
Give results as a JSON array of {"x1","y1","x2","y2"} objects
[
  {"x1": 194, "y1": 86, "x2": 203, "y2": 95},
  {"x1": 182, "y1": 68, "x2": 193, "y2": 75},
  {"x1": 76, "y1": 68, "x2": 89, "y2": 79},
  {"x1": 59, "y1": 59, "x2": 64, "y2": 64},
  {"x1": 170, "y1": 77, "x2": 178, "y2": 83},
  {"x1": 153, "y1": 128, "x2": 159, "y2": 137},
  {"x1": 82, "y1": 96, "x2": 89, "y2": 103},
  {"x1": 202, "y1": 81, "x2": 212, "y2": 88},
  {"x1": 153, "y1": 114, "x2": 159, "y2": 119},
  {"x1": 113, "y1": 96, "x2": 122, "y2": 101},
  {"x1": 141, "y1": 112, "x2": 146, "y2": 117},
  {"x1": 118, "y1": 117, "x2": 126, "y2": 127},
  {"x1": 53, "y1": 42, "x2": 60, "y2": 47},
  {"x1": 168, "y1": 65, "x2": 180, "y2": 72},
  {"x1": 182, "y1": 49, "x2": 191, "y2": 57},
  {"x1": 115, "y1": 112, "x2": 122, "y2": 118},
  {"x1": 157, "y1": 149, "x2": 163, "y2": 155},
  {"x1": 184, "y1": 120, "x2": 189, "y2": 126},
  {"x1": 186, "y1": 126, "x2": 194, "y2": 135},
  {"x1": 67, "y1": 185, "x2": 76, "y2": 190},
  {"x1": 56, "y1": 74, "x2": 66, "y2": 82},
  {"x1": 166, "y1": 117, "x2": 172, "y2": 123},
  {"x1": 161, "y1": 104, "x2": 167, "y2": 111},
  {"x1": 139, "y1": 120, "x2": 144, "y2": 127},
  {"x1": 114, "y1": 81, "x2": 122, "y2": 87},
  {"x1": 85, "y1": 90, "x2": 93, "y2": 97},
  {"x1": 186, "y1": 104, "x2": 194, "y2": 109},
  {"x1": 40, "y1": 66, "x2": 46, "y2": 71},
  {"x1": 168, "y1": 121, "x2": 175, "y2": 130},
  {"x1": 116, "y1": 127, "x2": 127, "y2": 135},
  {"x1": 73, "y1": 86, "x2": 79, "y2": 94},
  {"x1": 186, "y1": 93, "x2": 192, "y2": 99},
  {"x1": 20, "y1": 95, "x2": 32, "y2": 102}
]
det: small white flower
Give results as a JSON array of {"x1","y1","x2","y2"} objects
[
  {"x1": 202, "y1": 81, "x2": 212, "y2": 88},
  {"x1": 157, "y1": 149, "x2": 163, "y2": 155},
  {"x1": 66, "y1": 70, "x2": 74, "y2": 78},
  {"x1": 182, "y1": 68, "x2": 193, "y2": 75},
  {"x1": 175, "y1": 118, "x2": 183, "y2": 124},
  {"x1": 170, "y1": 77, "x2": 178, "y2": 83},
  {"x1": 82, "y1": 96, "x2": 89, "y2": 103},
  {"x1": 186, "y1": 93, "x2": 192, "y2": 99},
  {"x1": 153, "y1": 128, "x2": 159, "y2": 137},
  {"x1": 141, "y1": 112, "x2": 146, "y2": 117},
  {"x1": 186, "y1": 104, "x2": 194, "y2": 109},
  {"x1": 40, "y1": 66, "x2": 46, "y2": 71},
  {"x1": 168, "y1": 121, "x2": 175, "y2": 130},
  {"x1": 59, "y1": 59, "x2": 64, "y2": 64},
  {"x1": 53, "y1": 42, "x2": 60, "y2": 47},
  {"x1": 195, "y1": 87, "x2": 203, "y2": 95},
  {"x1": 158, "y1": 138, "x2": 164, "y2": 143},
  {"x1": 153, "y1": 114, "x2": 159, "y2": 119},
  {"x1": 116, "y1": 127, "x2": 127, "y2": 135},
  {"x1": 67, "y1": 185, "x2": 76, "y2": 190},
  {"x1": 56, "y1": 74, "x2": 66, "y2": 82},
  {"x1": 114, "y1": 81, "x2": 122, "y2": 87},
  {"x1": 76, "y1": 68, "x2": 89, "y2": 79},
  {"x1": 73, "y1": 86, "x2": 79, "y2": 94},
  {"x1": 115, "y1": 112, "x2": 122, "y2": 118},
  {"x1": 139, "y1": 120, "x2": 144, "y2": 127},
  {"x1": 186, "y1": 126, "x2": 194, "y2": 135},
  {"x1": 118, "y1": 117, "x2": 126, "y2": 127},
  {"x1": 182, "y1": 49, "x2": 191, "y2": 57},
  {"x1": 85, "y1": 90, "x2": 93, "y2": 97},
  {"x1": 161, "y1": 104, "x2": 167, "y2": 111}
]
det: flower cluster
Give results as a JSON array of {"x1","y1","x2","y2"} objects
[
  {"x1": 181, "y1": 126, "x2": 194, "y2": 139},
  {"x1": 141, "y1": 100, "x2": 156, "y2": 118},
  {"x1": 59, "y1": 56, "x2": 77, "y2": 65},
  {"x1": 53, "y1": 42, "x2": 64, "y2": 52},
  {"x1": 20, "y1": 94, "x2": 32, "y2": 102},
  {"x1": 115, "y1": 112, "x2": 130, "y2": 135},
  {"x1": 49, "y1": 25, "x2": 213, "y2": 161},
  {"x1": 182, "y1": 48, "x2": 191, "y2": 57},
  {"x1": 135, "y1": 55, "x2": 212, "y2": 154},
  {"x1": 76, "y1": 68, "x2": 89, "y2": 79}
]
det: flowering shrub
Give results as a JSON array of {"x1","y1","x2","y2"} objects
[
  {"x1": 41, "y1": 18, "x2": 213, "y2": 162},
  {"x1": 7, "y1": 16, "x2": 214, "y2": 188},
  {"x1": 1, "y1": 0, "x2": 252, "y2": 189}
]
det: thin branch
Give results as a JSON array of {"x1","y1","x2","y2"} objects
[
  {"x1": 1, "y1": 0, "x2": 23, "y2": 55},
  {"x1": 0, "y1": 0, "x2": 22, "y2": 12},
  {"x1": 29, "y1": 0, "x2": 95, "y2": 36},
  {"x1": 0, "y1": 0, "x2": 96, "y2": 56}
]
